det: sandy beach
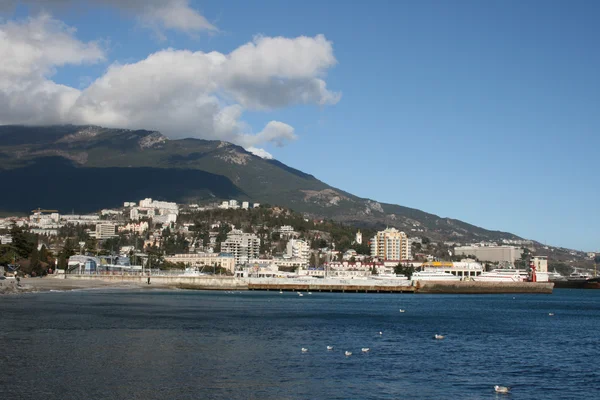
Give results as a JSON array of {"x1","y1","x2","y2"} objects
[{"x1": 0, "y1": 275, "x2": 144, "y2": 294}]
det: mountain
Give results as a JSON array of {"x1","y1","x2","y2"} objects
[{"x1": 0, "y1": 125, "x2": 521, "y2": 243}]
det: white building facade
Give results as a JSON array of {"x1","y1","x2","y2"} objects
[
  {"x1": 222, "y1": 229, "x2": 261, "y2": 265},
  {"x1": 370, "y1": 228, "x2": 411, "y2": 261}
]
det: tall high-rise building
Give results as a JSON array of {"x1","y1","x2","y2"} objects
[
  {"x1": 286, "y1": 239, "x2": 310, "y2": 262},
  {"x1": 356, "y1": 230, "x2": 363, "y2": 245},
  {"x1": 222, "y1": 229, "x2": 260, "y2": 265},
  {"x1": 370, "y1": 228, "x2": 411, "y2": 261}
]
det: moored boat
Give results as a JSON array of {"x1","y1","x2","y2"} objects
[
  {"x1": 473, "y1": 269, "x2": 524, "y2": 282},
  {"x1": 411, "y1": 271, "x2": 461, "y2": 281}
]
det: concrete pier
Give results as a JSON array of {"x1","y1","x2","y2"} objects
[
  {"x1": 60, "y1": 275, "x2": 554, "y2": 294},
  {"x1": 415, "y1": 281, "x2": 554, "y2": 294}
]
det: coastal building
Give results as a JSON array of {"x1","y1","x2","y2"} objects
[
  {"x1": 279, "y1": 225, "x2": 296, "y2": 238},
  {"x1": 286, "y1": 239, "x2": 310, "y2": 263},
  {"x1": 420, "y1": 261, "x2": 484, "y2": 279},
  {"x1": 138, "y1": 198, "x2": 178, "y2": 214},
  {"x1": 94, "y1": 223, "x2": 117, "y2": 239},
  {"x1": 0, "y1": 234, "x2": 12, "y2": 245},
  {"x1": 454, "y1": 245, "x2": 523, "y2": 263},
  {"x1": 324, "y1": 261, "x2": 383, "y2": 278},
  {"x1": 164, "y1": 253, "x2": 236, "y2": 274},
  {"x1": 355, "y1": 230, "x2": 362, "y2": 245},
  {"x1": 242, "y1": 201, "x2": 249, "y2": 210},
  {"x1": 530, "y1": 255, "x2": 549, "y2": 282},
  {"x1": 222, "y1": 229, "x2": 260, "y2": 265},
  {"x1": 118, "y1": 221, "x2": 149, "y2": 234},
  {"x1": 370, "y1": 228, "x2": 411, "y2": 261}
]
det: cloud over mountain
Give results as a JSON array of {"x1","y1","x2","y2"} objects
[{"x1": 0, "y1": 14, "x2": 339, "y2": 149}]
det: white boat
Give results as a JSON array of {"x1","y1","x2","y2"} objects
[
  {"x1": 411, "y1": 271, "x2": 461, "y2": 281},
  {"x1": 473, "y1": 269, "x2": 524, "y2": 282},
  {"x1": 371, "y1": 274, "x2": 408, "y2": 280},
  {"x1": 548, "y1": 270, "x2": 567, "y2": 281},
  {"x1": 568, "y1": 272, "x2": 592, "y2": 281}
]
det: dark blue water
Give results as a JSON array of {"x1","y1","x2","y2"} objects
[{"x1": 1, "y1": 289, "x2": 599, "y2": 399}]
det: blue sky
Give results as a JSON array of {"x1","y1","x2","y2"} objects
[{"x1": 1, "y1": 0, "x2": 599, "y2": 250}]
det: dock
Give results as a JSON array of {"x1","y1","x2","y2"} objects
[{"x1": 61, "y1": 275, "x2": 555, "y2": 294}]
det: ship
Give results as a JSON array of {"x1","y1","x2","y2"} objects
[
  {"x1": 473, "y1": 269, "x2": 525, "y2": 282},
  {"x1": 411, "y1": 271, "x2": 461, "y2": 281}
]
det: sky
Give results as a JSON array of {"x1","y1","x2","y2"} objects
[{"x1": 0, "y1": 0, "x2": 598, "y2": 251}]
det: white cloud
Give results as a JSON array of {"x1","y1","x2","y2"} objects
[
  {"x1": 0, "y1": 14, "x2": 104, "y2": 124},
  {"x1": 0, "y1": 0, "x2": 217, "y2": 36},
  {"x1": 0, "y1": 15, "x2": 339, "y2": 149},
  {"x1": 246, "y1": 147, "x2": 274, "y2": 160}
]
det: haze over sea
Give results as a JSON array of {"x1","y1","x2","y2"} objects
[{"x1": 1, "y1": 289, "x2": 599, "y2": 399}]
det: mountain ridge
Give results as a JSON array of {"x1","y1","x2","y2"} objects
[{"x1": 0, "y1": 124, "x2": 521, "y2": 243}]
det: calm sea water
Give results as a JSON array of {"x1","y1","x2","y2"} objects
[{"x1": 1, "y1": 288, "x2": 599, "y2": 399}]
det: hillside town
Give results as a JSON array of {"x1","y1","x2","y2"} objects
[{"x1": 0, "y1": 198, "x2": 597, "y2": 281}]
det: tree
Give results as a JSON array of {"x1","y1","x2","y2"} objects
[
  {"x1": 10, "y1": 224, "x2": 36, "y2": 259},
  {"x1": 39, "y1": 245, "x2": 49, "y2": 264},
  {"x1": 309, "y1": 252, "x2": 318, "y2": 267},
  {"x1": 57, "y1": 252, "x2": 68, "y2": 270},
  {"x1": 394, "y1": 263, "x2": 415, "y2": 279},
  {"x1": 29, "y1": 247, "x2": 40, "y2": 271}
]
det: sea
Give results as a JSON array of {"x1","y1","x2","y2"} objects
[{"x1": 1, "y1": 288, "x2": 599, "y2": 400}]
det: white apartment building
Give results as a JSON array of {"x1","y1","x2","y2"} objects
[
  {"x1": 286, "y1": 239, "x2": 310, "y2": 263},
  {"x1": 454, "y1": 245, "x2": 523, "y2": 263},
  {"x1": 0, "y1": 234, "x2": 13, "y2": 244},
  {"x1": 242, "y1": 201, "x2": 249, "y2": 210},
  {"x1": 222, "y1": 229, "x2": 260, "y2": 265},
  {"x1": 94, "y1": 223, "x2": 117, "y2": 239},
  {"x1": 164, "y1": 253, "x2": 236, "y2": 274},
  {"x1": 61, "y1": 214, "x2": 100, "y2": 225},
  {"x1": 370, "y1": 228, "x2": 411, "y2": 261},
  {"x1": 279, "y1": 225, "x2": 297, "y2": 238},
  {"x1": 356, "y1": 230, "x2": 363, "y2": 245}
]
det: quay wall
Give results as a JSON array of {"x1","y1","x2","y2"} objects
[
  {"x1": 63, "y1": 275, "x2": 554, "y2": 294},
  {"x1": 64, "y1": 275, "x2": 247, "y2": 290},
  {"x1": 416, "y1": 281, "x2": 554, "y2": 294}
]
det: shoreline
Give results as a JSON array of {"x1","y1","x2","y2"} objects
[
  {"x1": 1, "y1": 275, "x2": 555, "y2": 295},
  {"x1": 0, "y1": 276, "x2": 147, "y2": 295}
]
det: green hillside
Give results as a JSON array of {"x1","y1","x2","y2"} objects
[{"x1": 0, "y1": 125, "x2": 521, "y2": 243}]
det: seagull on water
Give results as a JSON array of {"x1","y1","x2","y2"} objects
[
  {"x1": 434, "y1": 334, "x2": 445, "y2": 340},
  {"x1": 345, "y1": 351, "x2": 352, "y2": 356},
  {"x1": 298, "y1": 292, "x2": 303, "y2": 297},
  {"x1": 399, "y1": 309, "x2": 405, "y2": 313},
  {"x1": 327, "y1": 345, "x2": 334, "y2": 351},
  {"x1": 361, "y1": 348, "x2": 370, "y2": 353},
  {"x1": 494, "y1": 385, "x2": 510, "y2": 394},
  {"x1": 379, "y1": 331, "x2": 383, "y2": 335},
  {"x1": 548, "y1": 313, "x2": 555, "y2": 316},
  {"x1": 301, "y1": 348, "x2": 308, "y2": 353}
]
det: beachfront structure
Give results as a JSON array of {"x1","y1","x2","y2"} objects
[
  {"x1": 222, "y1": 229, "x2": 260, "y2": 265},
  {"x1": 286, "y1": 239, "x2": 310, "y2": 263},
  {"x1": 530, "y1": 255, "x2": 549, "y2": 282},
  {"x1": 370, "y1": 228, "x2": 411, "y2": 261},
  {"x1": 420, "y1": 261, "x2": 484, "y2": 279},
  {"x1": 94, "y1": 223, "x2": 117, "y2": 239},
  {"x1": 356, "y1": 230, "x2": 362, "y2": 245},
  {"x1": 164, "y1": 253, "x2": 236, "y2": 274},
  {"x1": 454, "y1": 245, "x2": 523, "y2": 263}
]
